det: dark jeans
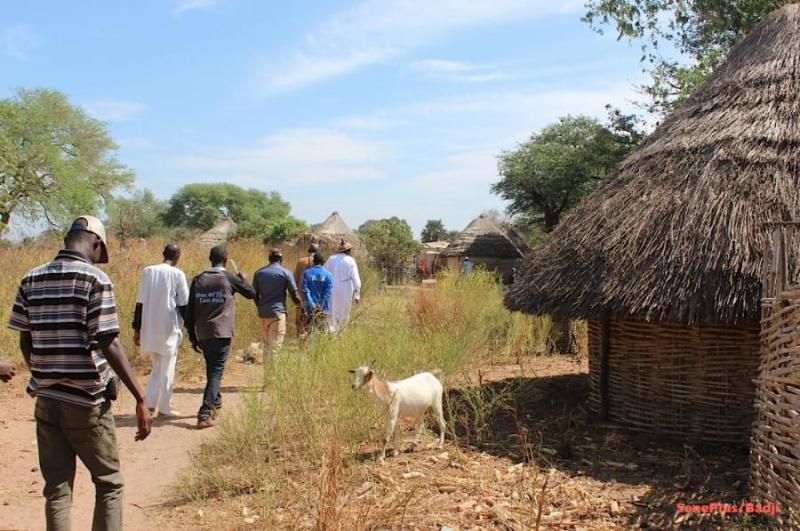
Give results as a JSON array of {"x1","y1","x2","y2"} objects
[
  {"x1": 198, "y1": 337, "x2": 231, "y2": 420},
  {"x1": 35, "y1": 396, "x2": 124, "y2": 531}
]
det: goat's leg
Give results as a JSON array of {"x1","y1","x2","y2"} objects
[
  {"x1": 433, "y1": 395, "x2": 446, "y2": 449},
  {"x1": 392, "y1": 418, "x2": 403, "y2": 456},
  {"x1": 381, "y1": 411, "x2": 398, "y2": 461},
  {"x1": 412, "y1": 416, "x2": 425, "y2": 450}
]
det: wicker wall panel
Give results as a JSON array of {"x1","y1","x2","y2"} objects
[
  {"x1": 751, "y1": 290, "x2": 800, "y2": 518},
  {"x1": 587, "y1": 319, "x2": 759, "y2": 443}
]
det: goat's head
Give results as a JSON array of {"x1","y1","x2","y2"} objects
[{"x1": 349, "y1": 360, "x2": 376, "y2": 390}]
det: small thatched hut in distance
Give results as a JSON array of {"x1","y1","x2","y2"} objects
[
  {"x1": 415, "y1": 240, "x2": 450, "y2": 278},
  {"x1": 295, "y1": 211, "x2": 365, "y2": 256},
  {"x1": 505, "y1": 4, "x2": 800, "y2": 444},
  {"x1": 197, "y1": 217, "x2": 237, "y2": 248},
  {"x1": 442, "y1": 214, "x2": 531, "y2": 283}
]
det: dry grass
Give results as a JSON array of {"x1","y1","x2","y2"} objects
[
  {"x1": 177, "y1": 271, "x2": 557, "y2": 529},
  {"x1": 0, "y1": 238, "x2": 382, "y2": 377}
]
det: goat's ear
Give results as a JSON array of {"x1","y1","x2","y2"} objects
[
  {"x1": 348, "y1": 369, "x2": 356, "y2": 373},
  {"x1": 365, "y1": 369, "x2": 374, "y2": 381}
]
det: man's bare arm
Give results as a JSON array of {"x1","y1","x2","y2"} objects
[
  {"x1": 98, "y1": 335, "x2": 152, "y2": 441},
  {"x1": 19, "y1": 332, "x2": 33, "y2": 368}
]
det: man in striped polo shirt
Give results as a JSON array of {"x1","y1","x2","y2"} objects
[{"x1": 8, "y1": 215, "x2": 152, "y2": 531}]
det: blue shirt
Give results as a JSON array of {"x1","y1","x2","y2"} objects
[
  {"x1": 302, "y1": 265, "x2": 333, "y2": 314},
  {"x1": 252, "y1": 263, "x2": 298, "y2": 318}
]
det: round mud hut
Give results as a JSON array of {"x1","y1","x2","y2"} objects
[
  {"x1": 442, "y1": 214, "x2": 531, "y2": 283},
  {"x1": 295, "y1": 211, "x2": 365, "y2": 257},
  {"x1": 505, "y1": 4, "x2": 800, "y2": 444}
]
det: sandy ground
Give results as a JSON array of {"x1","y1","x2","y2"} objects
[{"x1": 0, "y1": 361, "x2": 256, "y2": 531}]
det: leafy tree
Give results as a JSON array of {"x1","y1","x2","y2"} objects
[
  {"x1": 262, "y1": 217, "x2": 308, "y2": 245},
  {"x1": 421, "y1": 219, "x2": 448, "y2": 242},
  {"x1": 361, "y1": 217, "x2": 421, "y2": 272},
  {"x1": 494, "y1": 113, "x2": 644, "y2": 355},
  {"x1": 357, "y1": 219, "x2": 380, "y2": 235},
  {"x1": 584, "y1": 0, "x2": 788, "y2": 114},
  {"x1": 445, "y1": 230, "x2": 461, "y2": 242},
  {"x1": 106, "y1": 188, "x2": 166, "y2": 241},
  {"x1": 162, "y1": 183, "x2": 302, "y2": 240},
  {"x1": 492, "y1": 114, "x2": 644, "y2": 232},
  {"x1": 0, "y1": 88, "x2": 133, "y2": 230}
]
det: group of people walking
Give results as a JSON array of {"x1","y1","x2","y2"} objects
[
  {"x1": 4, "y1": 215, "x2": 362, "y2": 530},
  {"x1": 142, "y1": 239, "x2": 362, "y2": 428}
]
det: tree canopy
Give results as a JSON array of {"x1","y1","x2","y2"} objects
[
  {"x1": 584, "y1": 0, "x2": 789, "y2": 114},
  {"x1": 492, "y1": 114, "x2": 644, "y2": 232},
  {"x1": 162, "y1": 182, "x2": 304, "y2": 241},
  {"x1": 106, "y1": 189, "x2": 166, "y2": 240},
  {"x1": 421, "y1": 219, "x2": 449, "y2": 243},
  {"x1": 361, "y1": 217, "x2": 421, "y2": 272},
  {"x1": 0, "y1": 88, "x2": 133, "y2": 230}
]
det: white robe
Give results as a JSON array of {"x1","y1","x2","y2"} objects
[{"x1": 324, "y1": 253, "x2": 361, "y2": 333}]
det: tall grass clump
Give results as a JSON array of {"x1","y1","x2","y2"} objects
[{"x1": 181, "y1": 270, "x2": 557, "y2": 524}]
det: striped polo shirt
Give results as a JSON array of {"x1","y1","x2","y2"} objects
[{"x1": 7, "y1": 250, "x2": 120, "y2": 408}]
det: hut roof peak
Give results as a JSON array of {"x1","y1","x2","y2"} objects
[{"x1": 443, "y1": 214, "x2": 530, "y2": 258}]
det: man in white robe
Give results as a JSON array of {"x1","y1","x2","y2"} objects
[
  {"x1": 324, "y1": 240, "x2": 362, "y2": 333},
  {"x1": 133, "y1": 244, "x2": 190, "y2": 417}
]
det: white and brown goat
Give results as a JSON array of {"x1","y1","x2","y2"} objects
[{"x1": 350, "y1": 364, "x2": 446, "y2": 460}]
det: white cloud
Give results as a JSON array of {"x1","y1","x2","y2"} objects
[
  {"x1": 257, "y1": 48, "x2": 398, "y2": 94},
  {"x1": 335, "y1": 115, "x2": 409, "y2": 130},
  {"x1": 256, "y1": 0, "x2": 583, "y2": 94},
  {"x1": 173, "y1": 0, "x2": 217, "y2": 15},
  {"x1": 2, "y1": 24, "x2": 41, "y2": 61},
  {"x1": 337, "y1": 82, "x2": 640, "y2": 137},
  {"x1": 407, "y1": 150, "x2": 499, "y2": 192},
  {"x1": 412, "y1": 59, "x2": 473, "y2": 73},
  {"x1": 84, "y1": 99, "x2": 149, "y2": 122},
  {"x1": 173, "y1": 128, "x2": 389, "y2": 186},
  {"x1": 410, "y1": 58, "x2": 511, "y2": 83}
]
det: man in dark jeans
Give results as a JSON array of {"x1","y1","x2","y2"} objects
[{"x1": 185, "y1": 244, "x2": 255, "y2": 429}]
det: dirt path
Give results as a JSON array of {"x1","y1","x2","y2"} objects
[{"x1": 0, "y1": 362, "x2": 258, "y2": 531}]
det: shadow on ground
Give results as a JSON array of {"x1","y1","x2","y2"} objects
[{"x1": 444, "y1": 371, "x2": 774, "y2": 529}]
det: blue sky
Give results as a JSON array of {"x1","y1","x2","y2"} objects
[{"x1": 2, "y1": 0, "x2": 647, "y2": 238}]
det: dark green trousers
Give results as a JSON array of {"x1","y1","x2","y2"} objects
[{"x1": 35, "y1": 396, "x2": 124, "y2": 531}]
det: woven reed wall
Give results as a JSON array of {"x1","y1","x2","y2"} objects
[
  {"x1": 751, "y1": 290, "x2": 800, "y2": 516},
  {"x1": 587, "y1": 319, "x2": 759, "y2": 443}
]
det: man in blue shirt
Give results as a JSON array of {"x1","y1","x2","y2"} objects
[
  {"x1": 252, "y1": 249, "x2": 301, "y2": 360},
  {"x1": 462, "y1": 256, "x2": 475, "y2": 275},
  {"x1": 302, "y1": 253, "x2": 334, "y2": 332}
]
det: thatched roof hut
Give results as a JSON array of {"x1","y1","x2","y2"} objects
[
  {"x1": 197, "y1": 217, "x2": 237, "y2": 248},
  {"x1": 505, "y1": 4, "x2": 800, "y2": 443},
  {"x1": 442, "y1": 214, "x2": 531, "y2": 282},
  {"x1": 295, "y1": 211, "x2": 364, "y2": 255}
]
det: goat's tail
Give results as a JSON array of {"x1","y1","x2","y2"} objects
[{"x1": 431, "y1": 368, "x2": 444, "y2": 384}]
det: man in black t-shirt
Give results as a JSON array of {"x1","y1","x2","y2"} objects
[{"x1": 186, "y1": 244, "x2": 255, "y2": 428}]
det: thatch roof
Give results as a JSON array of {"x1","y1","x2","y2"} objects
[
  {"x1": 505, "y1": 4, "x2": 800, "y2": 325},
  {"x1": 296, "y1": 211, "x2": 363, "y2": 252},
  {"x1": 442, "y1": 214, "x2": 528, "y2": 259},
  {"x1": 421, "y1": 240, "x2": 451, "y2": 253},
  {"x1": 197, "y1": 217, "x2": 237, "y2": 247}
]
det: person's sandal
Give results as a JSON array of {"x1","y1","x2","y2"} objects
[{"x1": 197, "y1": 418, "x2": 216, "y2": 429}]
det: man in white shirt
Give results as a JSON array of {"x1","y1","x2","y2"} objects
[
  {"x1": 324, "y1": 240, "x2": 362, "y2": 334},
  {"x1": 133, "y1": 244, "x2": 190, "y2": 417}
]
